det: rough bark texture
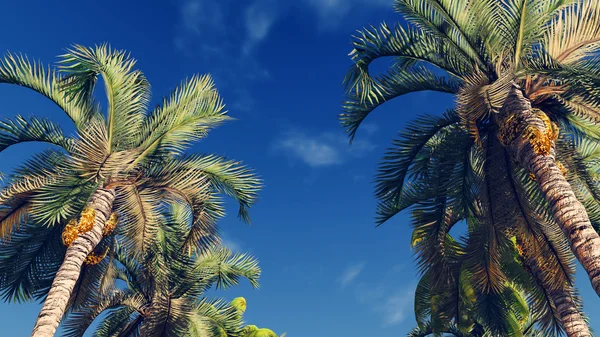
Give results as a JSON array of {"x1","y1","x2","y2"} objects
[
  {"x1": 498, "y1": 85, "x2": 600, "y2": 297},
  {"x1": 552, "y1": 288, "x2": 591, "y2": 337},
  {"x1": 519, "y1": 235, "x2": 590, "y2": 337},
  {"x1": 484, "y1": 134, "x2": 589, "y2": 336},
  {"x1": 30, "y1": 188, "x2": 115, "y2": 337}
]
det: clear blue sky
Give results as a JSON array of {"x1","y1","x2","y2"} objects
[{"x1": 0, "y1": 0, "x2": 598, "y2": 336}]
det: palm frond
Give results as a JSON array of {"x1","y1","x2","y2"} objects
[
  {"x1": 342, "y1": 66, "x2": 460, "y2": 139},
  {"x1": 59, "y1": 44, "x2": 151, "y2": 151},
  {"x1": 0, "y1": 52, "x2": 96, "y2": 127},
  {"x1": 544, "y1": 1, "x2": 600, "y2": 64},
  {"x1": 0, "y1": 115, "x2": 74, "y2": 153},
  {"x1": 133, "y1": 75, "x2": 229, "y2": 165},
  {"x1": 392, "y1": 0, "x2": 486, "y2": 66}
]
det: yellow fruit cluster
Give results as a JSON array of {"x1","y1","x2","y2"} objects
[
  {"x1": 498, "y1": 109, "x2": 559, "y2": 157},
  {"x1": 556, "y1": 161, "x2": 568, "y2": 176},
  {"x1": 84, "y1": 249, "x2": 108, "y2": 265},
  {"x1": 61, "y1": 219, "x2": 79, "y2": 247},
  {"x1": 522, "y1": 109, "x2": 559, "y2": 156},
  {"x1": 103, "y1": 212, "x2": 119, "y2": 236},
  {"x1": 61, "y1": 207, "x2": 97, "y2": 247},
  {"x1": 77, "y1": 207, "x2": 96, "y2": 234}
]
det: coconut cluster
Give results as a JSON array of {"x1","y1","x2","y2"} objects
[
  {"x1": 103, "y1": 212, "x2": 119, "y2": 236},
  {"x1": 84, "y1": 249, "x2": 108, "y2": 265},
  {"x1": 61, "y1": 207, "x2": 97, "y2": 247},
  {"x1": 60, "y1": 207, "x2": 120, "y2": 265}
]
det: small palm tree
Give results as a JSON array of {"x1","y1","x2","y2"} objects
[
  {"x1": 342, "y1": 0, "x2": 600, "y2": 303},
  {"x1": 0, "y1": 45, "x2": 261, "y2": 337},
  {"x1": 62, "y1": 204, "x2": 261, "y2": 336}
]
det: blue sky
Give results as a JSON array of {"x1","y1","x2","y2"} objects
[{"x1": 0, "y1": 0, "x2": 599, "y2": 336}]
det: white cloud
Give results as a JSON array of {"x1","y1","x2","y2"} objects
[
  {"x1": 304, "y1": 0, "x2": 391, "y2": 30},
  {"x1": 244, "y1": 0, "x2": 279, "y2": 55},
  {"x1": 338, "y1": 263, "x2": 366, "y2": 288},
  {"x1": 276, "y1": 133, "x2": 343, "y2": 167},
  {"x1": 346, "y1": 270, "x2": 416, "y2": 327},
  {"x1": 273, "y1": 129, "x2": 376, "y2": 167},
  {"x1": 220, "y1": 232, "x2": 242, "y2": 252},
  {"x1": 379, "y1": 289, "x2": 414, "y2": 326}
]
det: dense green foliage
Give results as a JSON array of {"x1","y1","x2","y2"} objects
[
  {"x1": 342, "y1": 0, "x2": 600, "y2": 335},
  {"x1": 0, "y1": 44, "x2": 261, "y2": 305}
]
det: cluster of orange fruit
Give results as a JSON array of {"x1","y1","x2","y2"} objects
[
  {"x1": 84, "y1": 250, "x2": 109, "y2": 265},
  {"x1": 60, "y1": 207, "x2": 119, "y2": 265},
  {"x1": 522, "y1": 109, "x2": 559, "y2": 156}
]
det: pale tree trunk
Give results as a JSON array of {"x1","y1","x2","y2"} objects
[
  {"x1": 498, "y1": 84, "x2": 600, "y2": 297},
  {"x1": 519, "y1": 238, "x2": 590, "y2": 337},
  {"x1": 485, "y1": 134, "x2": 589, "y2": 336},
  {"x1": 552, "y1": 288, "x2": 591, "y2": 337},
  {"x1": 30, "y1": 188, "x2": 115, "y2": 337}
]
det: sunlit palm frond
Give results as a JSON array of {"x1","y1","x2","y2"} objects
[
  {"x1": 171, "y1": 154, "x2": 262, "y2": 223},
  {"x1": 193, "y1": 247, "x2": 261, "y2": 292},
  {"x1": 134, "y1": 75, "x2": 229, "y2": 165},
  {"x1": 504, "y1": 0, "x2": 576, "y2": 67},
  {"x1": 59, "y1": 44, "x2": 151, "y2": 151},
  {"x1": 0, "y1": 115, "x2": 75, "y2": 153},
  {"x1": 0, "y1": 52, "x2": 96, "y2": 127},
  {"x1": 349, "y1": 22, "x2": 474, "y2": 77},
  {"x1": 190, "y1": 299, "x2": 244, "y2": 337},
  {"x1": 544, "y1": 1, "x2": 600, "y2": 64},
  {"x1": 114, "y1": 185, "x2": 163, "y2": 257},
  {"x1": 392, "y1": 0, "x2": 486, "y2": 66}
]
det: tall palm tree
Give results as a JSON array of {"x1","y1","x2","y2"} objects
[
  {"x1": 0, "y1": 44, "x2": 261, "y2": 337},
  {"x1": 62, "y1": 204, "x2": 261, "y2": 336},
  {"x1": 341, "y1": 0, "x2": 600, "y2": 299},
  {"x1": 353, "y1": 108, "x2": 591, "y2": 335}
]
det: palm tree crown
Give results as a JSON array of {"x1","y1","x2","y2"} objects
[
  {"x1": 0, "y1": 44, "x2": 262, "y2": 337},
  {"x1": 63, "y1": 204, "x2": 261, "y2": 337},
  {"x1": 342, "y1": 1, "x2": 600, "y2": 336}
]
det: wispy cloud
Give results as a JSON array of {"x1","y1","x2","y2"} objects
[
  {"x1": 338, "y1": 263, "x2": 366, "y2": 288},
  {"x1": 345, "y1": 265, "x2": 415, "y2": 327},
  {"x1": 377, "y1": 289, "x2": 414, "y2": 326},
  {"x1": 243, "y1": 0, "x2": 280, "y2": 55},
  {"x1": 273, "y1": 129, "x2": 376, "y2": 167},
  {"x1": 220, "y1": 232, "x2": 242, "y2": 252},
  {"x1": 174, "y1": 0, "x2": 275, "y2": 112},
  {"x1": 303, "y1": 0, "x2": 391, "y2": 30}
]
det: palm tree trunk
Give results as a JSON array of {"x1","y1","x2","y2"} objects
[
  {"x1": 30, "y1": 188, "x2": 115, "y2": 337},
  {"x1": 485, "y1": 134, "x2": 589, "y2": 336},
  {"x1": 498, "y1": 84, "x2": 600, "y2": 297},
  {"x1": 552, "y1": 288, "x2": 591, "y2": 337},
  {"x1": 518, "y1": 237, "x2": 590, "y2": 337}
]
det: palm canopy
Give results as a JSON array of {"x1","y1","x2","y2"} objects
[
  {"x1": 62, "y1": 203, "x2": 261, "y2": 337},
  {"x1": 371, "y1": 110, "x2": 594, "y2": 335},
  {"x1": 341, "y1": 2, "x2": 600, "y2": 335},
  {"x1": 342, "y1": 0, "x2": 600, "y2": 141},
  {"x1": 0, "y1": 44, "x2": 261, "y2": 303}
]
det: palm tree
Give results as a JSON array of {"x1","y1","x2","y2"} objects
[
  {"x1": 0, "y1": 44, "x2": 261, "y2": 337},
  {"x1": 400, "y1": 115, "x2": 592, "y2": 336},
  {"x1": 341, "y1": 0, "x2": 600, "y2": 300},
  {"x1": 408, "y1": 316, "x2": 547, "y2": 337},
  {"x1": 62, "y1": 204, "x2": 261, "y2": 336}
]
